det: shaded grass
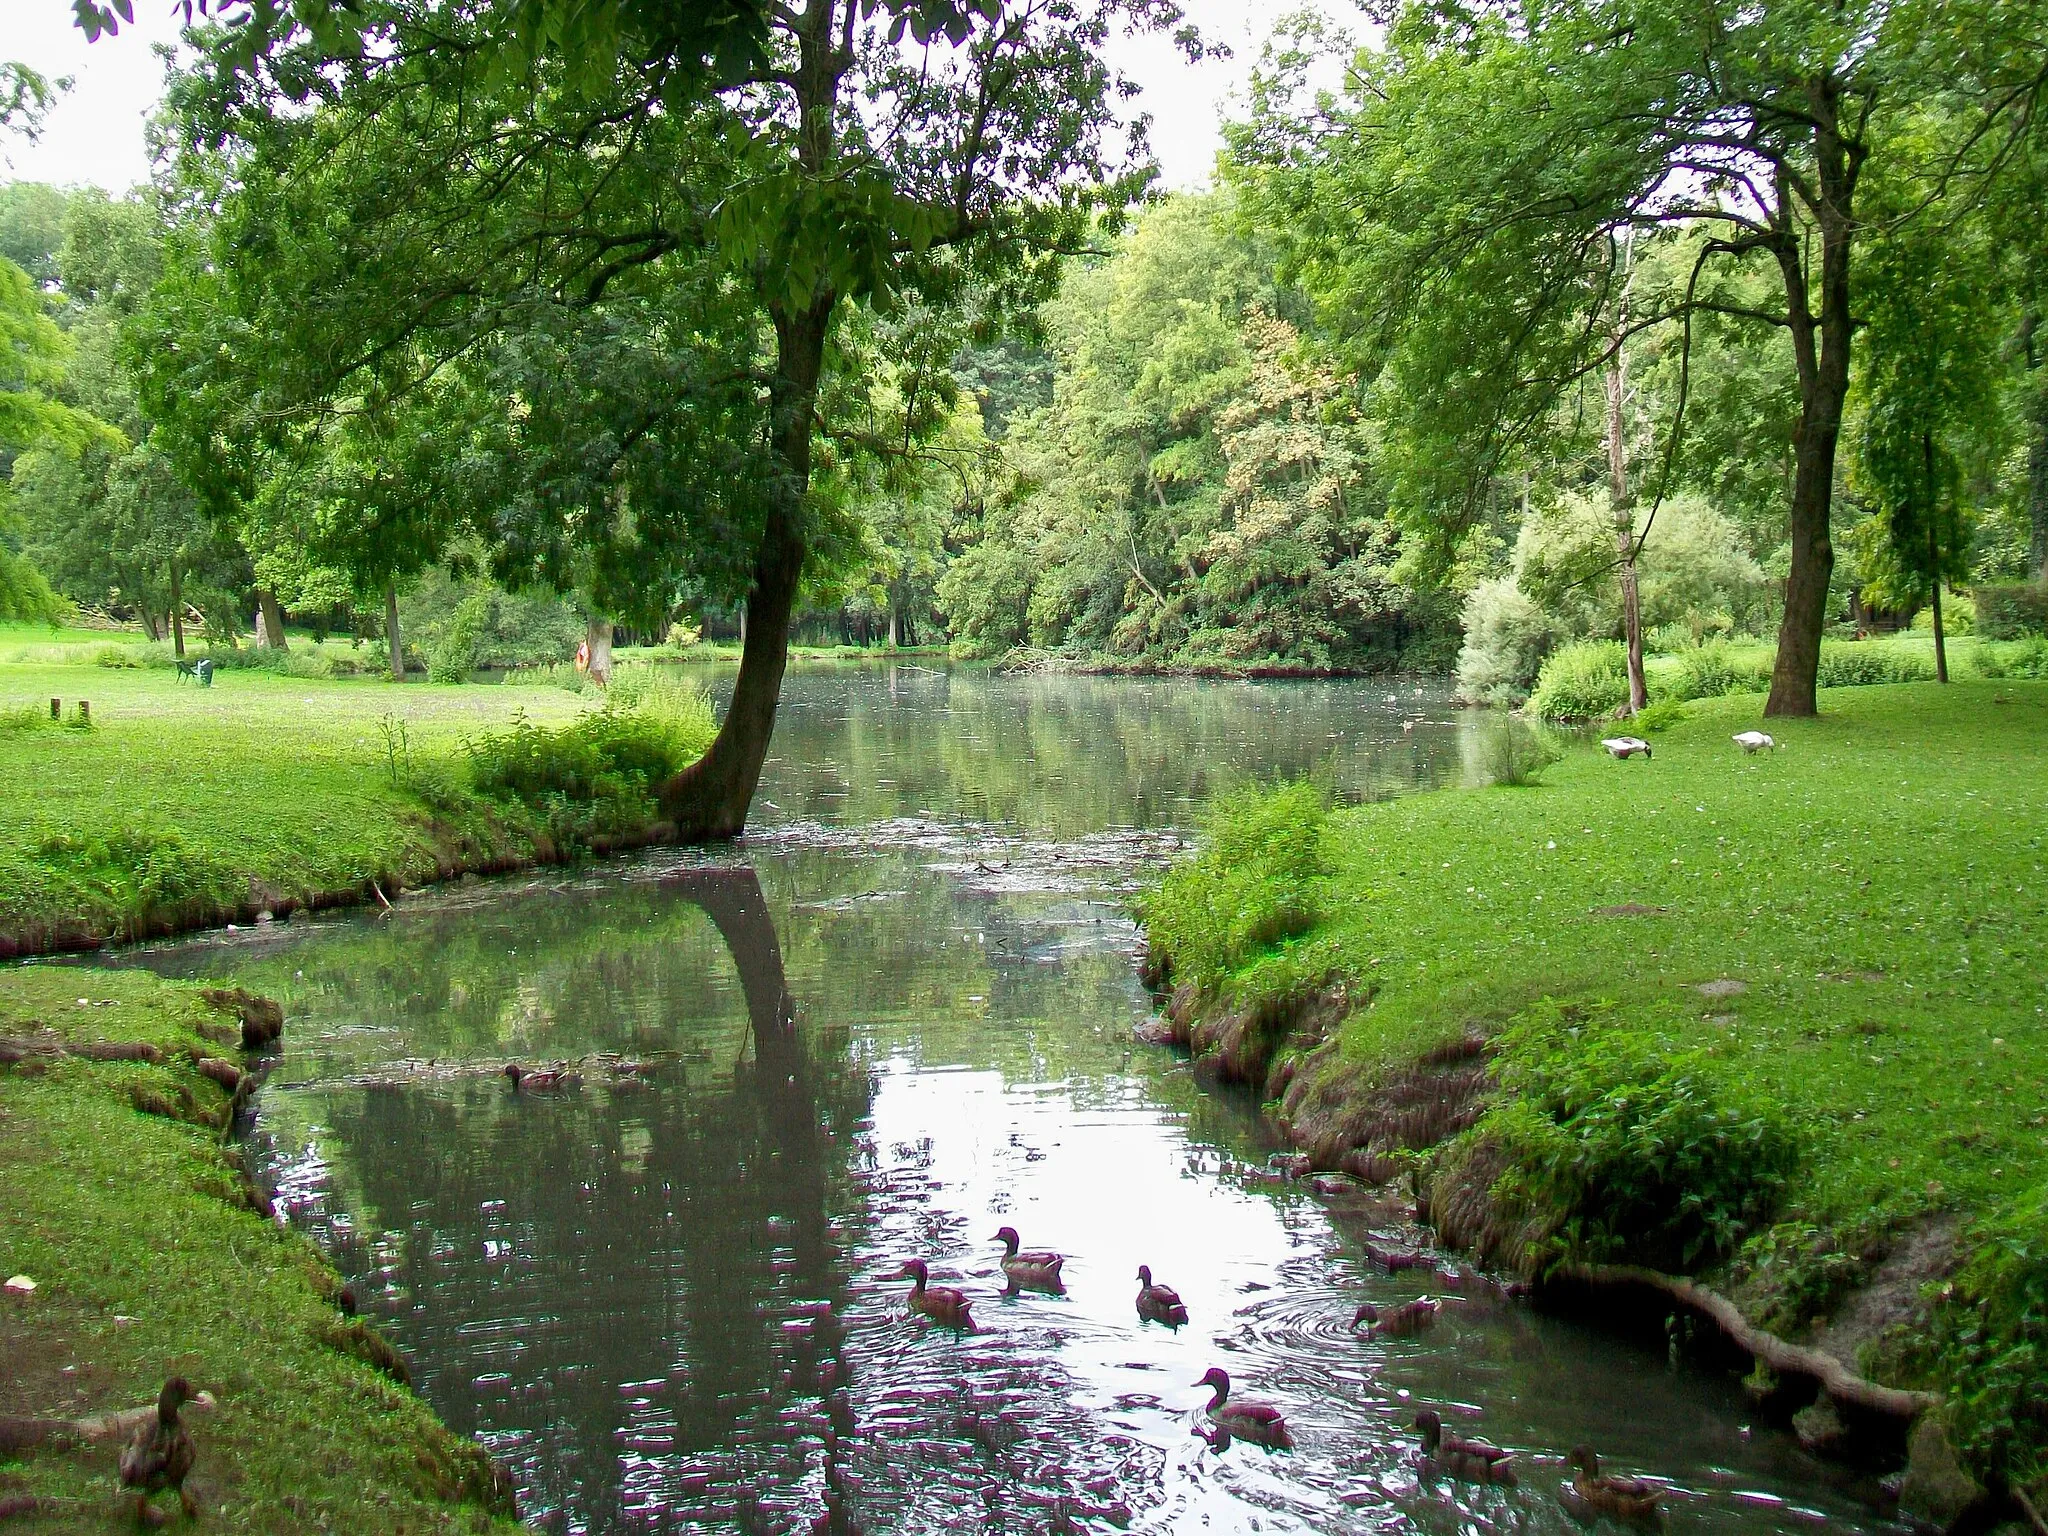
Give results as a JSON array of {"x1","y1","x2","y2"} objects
[
  {"x1": 1145, "y1": 682, "x2": 2048, "y2": 1484},
  {"x1": 0, "y1": 967, "x2": 517, "y2": 1532}
]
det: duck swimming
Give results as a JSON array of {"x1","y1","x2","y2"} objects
[
  {"x1": 1192, "y1": 1367, "x2": 1293, "y2": 1449},
  {"x1": 119, "y1": 1377, "x2": 198, "y2": 1523},
  {"x1": 1415, "y1": 1409, "x2": 1516, "y2": 1485},
  {"x1": 1135, "y1": 1265, "x2": 1189, "y2": 1327},
  {"x1": 890, "y1": 1259, "x2": 974, "y2": 1330},
  {"x1": 991, "y1": 1226, "x2": 1065, "y2": 1293},
  {"x1": 1561, "y1": 1445, "x2": 1662, "y2": 1523},
  {"x1": 1353, "y1": 1298, "x2": 1439, "y2": 1336},
  {"x1": 504, "y1": 1063, "x2": 581, "y2": 1092}
]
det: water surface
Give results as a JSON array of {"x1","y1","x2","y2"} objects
[{"x1": 103, "y1": 666, "x2": 1895, "y2": 1535}]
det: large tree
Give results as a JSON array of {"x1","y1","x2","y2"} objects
[
  {"x1": 1231, "y1": 0, "x2": 2047, "y2": 715},
  {"x1": 143, "y1": 0, "x2": 1186, "y2": 832}
]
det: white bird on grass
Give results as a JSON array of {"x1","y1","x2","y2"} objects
[
  {"x1": 1732, "y1": 731, "x2": 1776, "y2": 753},
  {"x1": 1599, "y1": 737, "x2": 1653, "y2": 760}
]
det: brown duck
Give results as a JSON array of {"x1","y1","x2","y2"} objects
[
  {"x1": 1415, "y1": 1409, "x2": 1516, "y2": 1485},
  {"x1": 1353, "y1": 1298, "x2": 1440, "y2": 1337},
  {"x1": 1193, "y1": 1367, "x2": 1293, "y2": 1450},
  {"x1": 504, "y1": 1063, "x2": 581, "y2": 1092},
  {"x1": 890, "y1": 1259, "x2": 974, "y2": 1331},
  {"x1": 119, "y1": 1378, "x2": 198, "y2": 1523},
  {"x1": 1561, "y1": 1445, "x2": 1662, "y2": 1523},
  {"x1": 991, "y1": 1226, "x2": 1065, "y2": 1293},
  {"x1": 1135, "y1": 1265, "x2": 1189, "y2": 1327}
]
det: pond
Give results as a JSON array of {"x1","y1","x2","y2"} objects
[{"x1": 99, "y1": 665, "x2": 1896, "y2": 1535}]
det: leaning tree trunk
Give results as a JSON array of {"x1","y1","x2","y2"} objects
[
  {"x1": 585, "y1": 616, "x2": 614, "y2": 687},
  {"x1": 384, "y1": 579, "x2": 405, "y2": 682},
  {"x1": 658, "y1": 298, "x2": 831, "y2": 840},
  {"x1": 168, "y1": 563, "x2": 185, "y2": 659},
  {"x1": 1605, "y1": 344, "x2": 1647, "y2": 716},
  {"x1": 255, "y1": 588, "x2": 289, "y2": 651},
  {"x1": 1766, "y1": 102, "x2": 1861, "y2": 718}
]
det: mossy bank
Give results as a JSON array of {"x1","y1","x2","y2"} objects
[
  {"x1": 0, "y1": 967, "x2": 520, "y2": 1532},
  {"x1": 1139, "y1": 682, "x2": 2048, "y2": 1519}
]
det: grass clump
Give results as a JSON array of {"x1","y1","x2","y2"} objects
[
  {"x1": 1528, "y1": 639, "x2": 1629, "y2": 719},
  {"x1": 1976, "y1": 635, "x2": 2048, "y2": 680},
  {"x1": 1142, "y1": 781, "x2": 1327, "y2": 989}
]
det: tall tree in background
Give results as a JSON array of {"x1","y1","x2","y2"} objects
[{"x1": 1231, "y1": 0, "x2": 2048, "y2": 715}]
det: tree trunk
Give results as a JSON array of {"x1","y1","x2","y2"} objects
[
  {"x1": 585, "y1": 616, "x2": 614, "y2": 686},
  {"x1": 169, "y1": 564, "x2": 185, "y2": 659},
  {"x1": 887, "y1": 604, "x2": 900, "y2": 649},
  {"x1": 1766, "y1": 100, "x2": 1861, "y2": 718},
  {"x1": 1606, "y1": 343, "x2": 1647, "y2": 716},
  {"x1": 384, "y1": 579, "x2": 404, "y2": 682},
  {"x1": 1926, "y1": 433, "x2": 1948, "y2": 684},
  {"x1": 255, "y1": 588, "x2": 289, "y2": 651},
  {"x1": 139, "y1": 608, "x2": 160, "y2": 643},
  {"x1": 658, "y1": 299, "x2": 831, "y2": 840},
  {"x1": 2029, "y1": 356, "x2": 2048, "y2": 582}
]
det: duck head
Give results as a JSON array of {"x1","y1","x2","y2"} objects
[
  {"x1": 157, "y1": 1377, "x2": 195, "y2": 1422},
  {"x1": 503, "y1": 1064, "x2": 525, "y2": 1089},
  {"x1": 990, "y1": 1226, "x2": 1021, "y2": 1256},
  {"x1": 1567, "y1": 1445, "x2": 1599, "y2": 1476},
  {"x1": 1413, "y1": 1410, "x2": 1443, "y2": 1450},
  {"x1": 888, "y1": 1259, "x2": 929, "y2": 1285},
  {"x1": 1136, "y1": 1265, "x2": 1154, "y2": 1286},
  {"x1": 1352, "y1": 1302, "x2": 1379, "y2": 1329},
  {"x1": 1193, "y1": 1367, "x2": 1230, "y2": 1396}
]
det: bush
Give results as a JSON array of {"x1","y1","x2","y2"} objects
[
  {"x1": 1974, "y1": 583, "x2": 2048, "y2": 641},
  {"x1": 425, "y1": 592, "x2": 491, "y2": 684},
  {"x1": 1910, "y1": 595, "x2": 1974, "y2": 635},
  {"x1": 504, "y1": 661, "x2": 594, "y2": 694},
  {"x1": 1142, "y1": 781, "x2": 1327, "y2": 987},
  {"x1": 92, "y1": 645, "x2": 145, "y2": 669},
  {"x1": 1528, "y1": 639, "x2": 1629, "y2": 719},
  {"x1": 1977, "y1": 635, "x2": 2048, "y2": 680},
  {"x1": 1814, "y1": 641, "x2": 1933, "y2": 688},
  {"x1": 1483, "y1": 714, "x2": 1561, "y2": 786},
  {"x1": 1670, "y1": 641, "x2": 1772, "y2": 701},
  {"x1": 1455, "y1": 577, "x2": 1556, "y2": 705},
  {"x1": 1630, "y1": 697, "x2": 1691, "y2": 733}
]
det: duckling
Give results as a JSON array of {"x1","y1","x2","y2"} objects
[
  {"x1": 119, "y1": 1377, "x2": 198, "y2": 1524},
  {"x1": 1732, "y1": 730, "x2": 1776, "y2": 754},
  {"x1": 504, "y1": 1063, "x2": 580, "y2": 1092},
  {"x1": 1414, "y1": 1409, "x2": 1516, "y2": 1485},
  {"x1": 1600, "y1": 737, "x2": 1652, "y2": 761},
  {"x1": 1352, "y1": 1298, "x2": 1439, "y2": 1337},
  {"x1": 1135, "y1": 1265, "x2": 1189, "y2": 1327},
  {"x1": 1561, "y1": 1445, "x2": 1662, "y2": 1523},
  {"x1": 991, "y1": 1226, "x2": 1065, "y2": 1293},
  {"x1": 890, "y1": 1259, "x2": 974, "y2": 1331},
  {"x1": 1192, "y1": 1367, "x2": 1293, "y2": 1449}
]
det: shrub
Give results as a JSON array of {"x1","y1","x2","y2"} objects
[
  {"x1": 504, "y1": 661, "x2": 593, "y2": 694},
  {"x1": 1528, "y1": 640, "x2": 1629, "y2": 719},
  {"x1": 426, "y1": 593, "x2": 491, "y2": 684},
  {"x1": 1910, "y1": 596, "x2": 1974, "y2": 635},
  {"x1": 1814, "y1": 641, "x2": 1933, "y2": 688},
  {"x1": 1142, "y1": 781, "x2": 1327, "y2": 988},
  {"x1": 1976, "y1": 635, "x2": 2048, "y2": 680},
  {"x1": 1670, "y1": 641, "x2": 1772, "y2": 701},
  {"x1": 92, "y1": 645, "x2": 145, "y2": 669},
  {"x1": 1630, "y1": 697, "x2": 1690, "y2": 733},
  {"x1": 1455, "y1": 577, "x2": 1556, "y2": 704},
  {"x1": 1974, "y1": 582, "x2": 2048, "y2": 641},
  {"x1": 1483, "y1": 714, "x2": 1561, "y2": 786}
]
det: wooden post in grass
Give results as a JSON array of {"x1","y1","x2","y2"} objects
[
  {"x1": 50, "y1": 699, "x2": 59, "y2": 720},
  {"x1": 76, "y1": 701, "x2": 90, "y2": 725}
]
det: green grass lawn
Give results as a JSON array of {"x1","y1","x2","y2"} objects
[
  {"x1": 0, "y1": 967, "x2": 519, "y2": 1533},
  {"x1": 0, "y1": 661, "x2": 595, "y2": 950},
  {"x1": 1146, "y1": 681, "x2": 2048, "y2": 1487}
]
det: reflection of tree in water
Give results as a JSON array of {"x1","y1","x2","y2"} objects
[{"x1": 319, "y1": 869, "x2": 871, "y2": 1534}]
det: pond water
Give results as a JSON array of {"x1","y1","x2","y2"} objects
[{"x1": 100, "y1": 665, "x2": 1896, "y2": 1535}]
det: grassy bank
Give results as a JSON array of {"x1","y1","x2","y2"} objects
[
  {"x1": 0, "y1": 967, "x2": 518, "y2": 1532},
  {"x1": 1142, "y1": 682, "x2": 2048, "y2": 1496},
  {"x1": 0, "y1": 659, "x2": 713, "y2": 954}
]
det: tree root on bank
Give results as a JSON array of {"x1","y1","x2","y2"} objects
[
  {"x1": 1555, "y1": 1263, "x2": 1938, "y2": 1421},
  {"x1": 0, "y1": 1391, "x2": 219, "y2": 1454}
]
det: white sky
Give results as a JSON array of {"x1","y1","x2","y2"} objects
[{"x1": 2, "y1": 0, "x2": 1351, "y2": 193}]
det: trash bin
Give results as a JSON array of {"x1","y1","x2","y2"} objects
[{"x1": 196, "y1": 658, "x2": 214, "y2": 687}]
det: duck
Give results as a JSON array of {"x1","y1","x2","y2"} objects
[
  {"x1": 1135, "y1": 1265, "x2": 1189, "y2": 1327},
  {"x1": 504, "y1": 1063, "x2": 581, "y2": 1092},
  {"x1": 1352, "y1": 1298, "x2": 1439, "y2": 1337},
  {"x1": 119, "y1": 1377, "x2": 199, "y2": 1524},
  {"x1": 890, "y1": 1259, "x2": 974, "y2": 1331},
  {"x1": 991, "y1": 1226, "x2": 1065, "y2": 1293},
  {"x1": 1561, "y1": 1445, "x2": 1662, "y2": 1523},
  {"x1": 1414, "y1": 1409, "x2": 1516, "y2": 1485},
  {"x1": 1362, "y1": 1241, "x2": 1434, "y2": 1274},
  {"x1": 1192, "y1": 1367, "x2": 1293, "y2": 1449},
  {"x1": 1732, "y1": 730, "x2": 1776, "y2": 754},
  {"x1": 1600, "y1": 737, "x2": 1652, "y2": 760}
]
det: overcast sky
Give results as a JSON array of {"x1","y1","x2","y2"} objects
[{"x1": 3, "y1": 1, "x2": 1350, "y2": 193}]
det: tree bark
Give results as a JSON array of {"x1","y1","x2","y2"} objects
[
  {"x1": 887, "y1": 603, "x2": 900, "y2": 649},
  {"x1": 1925, "y1": 433, "x2": 1948, "y2": 683},
  {"x1": 1766, "y1": 93, "x2": 1861, "y2": 718},
  {"x1": 169, "y1": 563, "x2": 185, "y2": 659},
  {"x1": 384, "y1": 579, "x2": 405, "y2": 682},
  {"x1": 585, "y1": 616, "x2": 614, "y2": 686},
  {"x1": 255, "y1": 588, "x2": 289, "y2": 650},
  {"x1": 1605, "y1": 341, "x2": 1647, "y2": 716},
  {"x1": 2029, "y1": 364, "x2": 2048, "y2": 583}
]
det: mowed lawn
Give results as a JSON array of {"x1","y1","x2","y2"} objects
[{"x1": 0, "y1": 660, "x2": 594, "y2": 943}]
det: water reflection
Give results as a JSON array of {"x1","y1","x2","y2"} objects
[{"x1": 92, "y1": 667, "x2": 1899, "y2": 1535}]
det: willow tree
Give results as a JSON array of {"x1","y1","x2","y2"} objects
[
  {"x1": 144, "y1": 0, "x2": 1185, "y2": 832},
  {"x1": 1231, "y1": 0, "x2": 2047, "y2": 716}
]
